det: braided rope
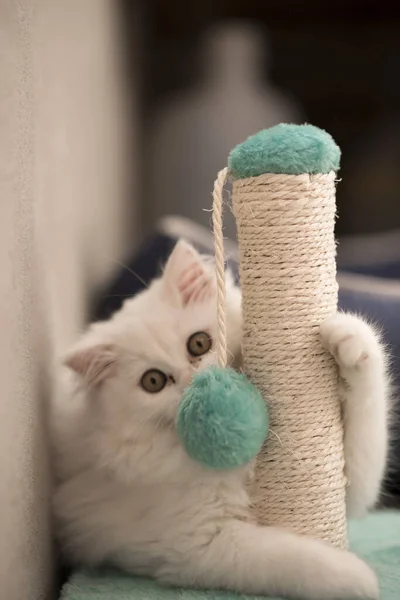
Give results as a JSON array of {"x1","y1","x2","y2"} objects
[
  {"x1": 212, "y1": 167, "x2": 229, "y2": 368},
  {"x1": 232, "y1": 171, "x2": 347, "y2": 548}
]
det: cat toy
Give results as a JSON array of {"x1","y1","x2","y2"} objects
[{"x1": 177, "y1": 123, "x2": 347, "y2": 548}]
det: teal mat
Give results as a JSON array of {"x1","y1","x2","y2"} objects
[{"x1": 61, "y1": 511, "x2": 400, "y2": 600}]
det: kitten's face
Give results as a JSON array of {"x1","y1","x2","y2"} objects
[{"x1": 65, "y1": 241, "x2": 242, "y2": 426}]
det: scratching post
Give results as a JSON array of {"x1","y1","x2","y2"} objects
[
  {"x1": 63, "y1": 123, "x2": 400, "y2": 600},
  {"x1": 229, "y1": 124, "x2": 347, "y2": 548}
]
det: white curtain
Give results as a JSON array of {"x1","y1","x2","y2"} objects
[{"x1": 0, "y1": 1, "x2": 137, "y2": 598}]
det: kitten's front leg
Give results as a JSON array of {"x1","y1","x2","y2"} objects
[{"x1": 321, "y1": 312, "x2": 390, "y2": 517}]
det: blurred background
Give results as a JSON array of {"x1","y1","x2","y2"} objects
[{"x1": 121, "y1": 0, "x2": 400, "y2": 240}]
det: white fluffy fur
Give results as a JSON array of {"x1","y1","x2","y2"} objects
[{"x1": 51, "y1": 240, "x2": 390, "y2": 600}]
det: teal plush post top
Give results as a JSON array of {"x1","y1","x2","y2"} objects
[{"x1": 228, "y1": 123, "x2": 341, "y2": 179}]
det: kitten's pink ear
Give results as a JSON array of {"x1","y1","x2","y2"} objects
[
  {"x1": 163, "y1": 240, "x2": 215, "y2": 306},
  {"x1": 64, "y1": 343, "x2": 117, "y2": 386}
]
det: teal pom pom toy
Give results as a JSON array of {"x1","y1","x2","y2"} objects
[{"x1": 176, "y1": 366, "x2": 269, "y2": 470}]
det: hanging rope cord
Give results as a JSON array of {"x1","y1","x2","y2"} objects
[{"x1": 212, "y1": 167, "x2": 229, "y2": 368}]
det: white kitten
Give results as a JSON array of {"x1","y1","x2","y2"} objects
[{"x1": 51, "y1": 240, "x2": 387, "y2": 600}]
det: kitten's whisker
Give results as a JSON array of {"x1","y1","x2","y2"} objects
[
  {"x1": 226, "y1": 349, "x2": 235, "y2": 364},
  {"x1": 268, "y1": 428, "x2": 283, "y2": 447},
  {"x1": 267, "y1": 428, "x2": 314, "y2": 473},
  {"x1": 103, "y1": 293, "x2": 137, "y2": 299},
  {"x1": 154, "y1": 414, "x2": 168, "y2": 434},
  {"x1": 133, "y1": 409, "x2": 164, "y2": 436},
  {"x1": 108, "y1": 258, "x2": 149, "y2": 289}
]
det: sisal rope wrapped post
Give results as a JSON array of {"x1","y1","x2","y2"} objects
[{"x1": 229, "y1": 124, "x2": 347, "y2": 548}]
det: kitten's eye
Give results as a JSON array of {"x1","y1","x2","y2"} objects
[
  {"x1": 187, "y1": 332, "x2": 212, "y2": 357},
  {"x1": 140, "y1": 369, "x2": 167, "y2": 394}
]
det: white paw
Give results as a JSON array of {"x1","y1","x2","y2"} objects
[
  {"x1": 320, "y1": 313, "x2": 379, "y2": 372},
  {"x1": 309, "y1": 543, "x2": 379, "y2": 600},
  {"x1": 331, "y1": 550, "x2": 379, "y2": 600}
]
